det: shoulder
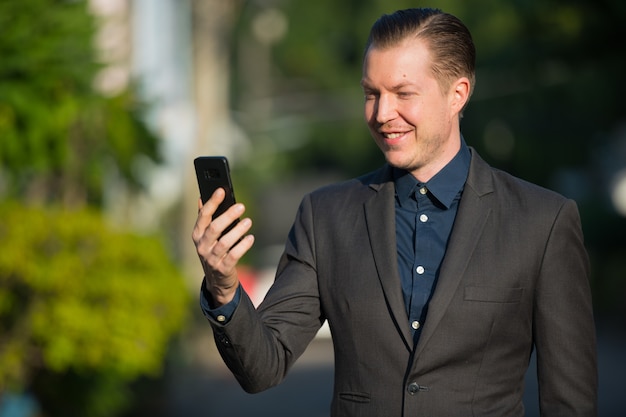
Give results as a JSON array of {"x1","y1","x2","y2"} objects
[
  {"x1": 468, "y1": 148, "x2": 570, "y2": 210},
  {"x1": 495, "y1": 167, "x2": 565, "y2": 202},
  {"x1": 306, "y1": 165, "x2": 391, "y2": 202}
]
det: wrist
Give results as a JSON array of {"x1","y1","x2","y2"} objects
[{"x1": 205, "y1": 280, "x2": 239, "y2": 307}]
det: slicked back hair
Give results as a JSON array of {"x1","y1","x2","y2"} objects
[{"x1": 365, "y1": 8, "x2": 476, "y2": 103}]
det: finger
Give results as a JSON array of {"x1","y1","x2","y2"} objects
[
  {"x1": 192, "y1": 188, "x2": 226, "y2": 244},
  {"x1": 194, "y1": 204, "x2": 247, "y2": 271},
  {"x1": 205, "y1": 203, "x2": 245, "y2": 242},
  {"x1": 218, "y1": 216, "x2": 253, "y2": 252},
  {"x1": 217, "y1": 234, "x2": 256, "y2": 274},
  {"x1": 203, "y1": 187, "x2": 226, "y2": 217},
  {"x1": 227, "y1": 234, "x2": 255, "y2": 260},
  {"x1": 201, "y1": 230, "x2": 254, "y2": 281}
]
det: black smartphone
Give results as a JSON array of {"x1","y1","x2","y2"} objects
[{"x1": 194, "y1": 156, "x2": 239, "y2": 236}]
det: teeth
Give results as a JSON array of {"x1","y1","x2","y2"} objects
[{"x1": 385, "y1": 133, "x2": 403, "y2": 139}]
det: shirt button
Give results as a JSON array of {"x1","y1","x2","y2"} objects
[
  {"x1": 419, "y1": 186, "x2": 428, "y2": 195},
  {"x1": 419, "y1": 214, "x2": 428, "y2": 222},
  {"x1": 216, "y1": 315, "x2": 226, "y2": 323},
  {"x1": 411, "y1": 320, "x2": 420, "y2": 330},
  {"x1": 416, "y1": 266, "x2": 425, "y2": 274}
]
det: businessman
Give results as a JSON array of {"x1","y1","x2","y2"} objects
[{"x1": 192, "y1": 8, "x2": 597, "y2": 416}]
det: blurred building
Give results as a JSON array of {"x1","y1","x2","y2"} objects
[{"x1": 89, "y1": 0, "x2": 247, "y2": 282}]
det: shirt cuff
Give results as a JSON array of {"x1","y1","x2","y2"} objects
[{"x1": 199, "y1": 277, "x2": 242, "y2": 324}]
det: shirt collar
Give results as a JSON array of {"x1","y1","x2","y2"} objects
[{"x1": 394, "y1": 138, "x2": 471, "y2": 209}]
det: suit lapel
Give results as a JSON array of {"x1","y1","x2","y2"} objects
[
  {"x1": 364, "y1": 167, "x2": 413, "y2": 351},
  {"x1": 414, "y1": 150, "x2": 495, "y2": 357}
]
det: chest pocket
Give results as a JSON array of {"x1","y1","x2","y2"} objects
[{"x1": 464, "y1": 286, "x2": 523, "y2": 303}]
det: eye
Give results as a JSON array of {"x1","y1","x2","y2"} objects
[
  {"x1": 364, "y1": 91, "x2": 378, "y2": 101},
  {"x1": 397, "y1": 91, "x2": 414, "y2": 99}
]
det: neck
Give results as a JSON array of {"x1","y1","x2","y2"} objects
[{"x1": 411, "y1": 136, "x2": 462, "y2": 183}]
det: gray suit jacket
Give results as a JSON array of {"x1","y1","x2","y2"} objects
[{"x1": 209, "y1": 149, "x2": 597, "y2": 417}]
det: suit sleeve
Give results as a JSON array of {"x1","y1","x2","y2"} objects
[
  {"x1": 534, "y1": 198, "x2": 597, "y2": 416},
  {"x1": 206, "y1": 193, "x2": 323, "y2": 393}
]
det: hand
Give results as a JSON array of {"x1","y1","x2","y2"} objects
[{"x1": 192, "y1": 188, "x2": 255, "y2": 306}]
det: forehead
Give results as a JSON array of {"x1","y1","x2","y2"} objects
[{"x1": 362, "y1": 39, "x2": 434, "y2": 86}]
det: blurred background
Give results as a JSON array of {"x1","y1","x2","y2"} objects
[{"x1": 0, "y1": 0, "x2": 624, "y2": 416}]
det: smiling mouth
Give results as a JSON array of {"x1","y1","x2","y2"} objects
[{"x1": 383, "y1": 132, "x2": 404, "y2": 139}]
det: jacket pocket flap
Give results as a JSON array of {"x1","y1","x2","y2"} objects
[{"x1": 339, "y1": 392, "x2": 371, "y2": 403}]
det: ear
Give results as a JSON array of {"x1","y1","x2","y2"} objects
[{"x1": 450, "y1": 77, "x2": 470, "y2": 114}]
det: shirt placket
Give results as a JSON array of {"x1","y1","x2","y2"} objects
[{"x1": 409, "y1": 185, "x2": 436, "y2": 341}]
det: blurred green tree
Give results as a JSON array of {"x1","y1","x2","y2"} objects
[
  {"x1": 0, "y1": 0, "x2": 190, "y2": 415},
  {"x1": 0, "y1": 0, "x2": 159, "y2": 207}
]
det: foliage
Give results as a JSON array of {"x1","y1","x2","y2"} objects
[
  {"x1": 0, "y1": 0, "x2": 159, "y2": 206},
  {"x1": 0, "y1": 1, "x2": 188, "y2": 414},
  {"x1": 0, "y1": 202, "x2": 190, "y2": 416}
]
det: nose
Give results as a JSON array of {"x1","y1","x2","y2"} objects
[{"x1": 375, "y1": 94, "x2": 397, "y2": 124}]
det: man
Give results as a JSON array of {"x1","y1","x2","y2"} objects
[{"x1": 192, "y1": 8, "x2": 597, "y2": 416}]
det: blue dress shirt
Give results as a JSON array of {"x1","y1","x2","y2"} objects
[
  {"x1": 393, "y1": 141, "x2": 470, "y2": 344},
  {"x1": 200, "y1": 278, "x2": 240, "y2": 322}
]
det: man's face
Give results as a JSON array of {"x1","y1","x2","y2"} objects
[{"x1": 361, "y1": 39, "x2": 465, "y2": 181}]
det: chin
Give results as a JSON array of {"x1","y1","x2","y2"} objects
[{"x1": 383, "y1": 151, "x2": 410, "y2": 169}]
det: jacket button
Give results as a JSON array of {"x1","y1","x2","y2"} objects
[{"x1": 407, "y1": 382, "x2": 420, "y2": 395}]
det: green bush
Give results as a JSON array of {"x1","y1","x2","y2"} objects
[{"x1": 0, "y1": 202, "x2": 190, "y2": 415}]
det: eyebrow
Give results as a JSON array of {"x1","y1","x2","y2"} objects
[
  {"x1": 389, "y1": 82, "x2": 415, "y2": 91},
  {"x1": 360, "y1": 79, "x2": 416, "y2": 91}
]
